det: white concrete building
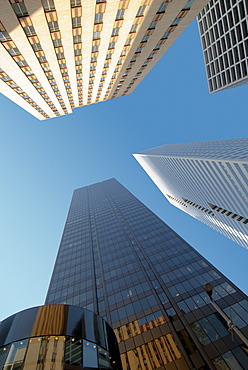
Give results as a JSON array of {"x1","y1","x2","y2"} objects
[
  {"x1": 0, "y1": 0, "x2": 209, "y2": 120},
  {"x1": 134, "y1": 138, "x2": 248, "y2": 248},
  {"x1": 198, "y1": 0, "x2": 248, "y2": 92}
]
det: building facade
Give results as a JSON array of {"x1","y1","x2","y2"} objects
[
  {"x1": 134, "y1": 138, "x2": 248, "y2": 249},
  {"x1": 198, "y1": 0, "x2": 248, "y2": 92},
  {"x1": 46, "y1": 179, "x2": 248, "y2": 369},
  {"x1": 0, "y1": 0, "x2": 209, "y2": 120},
  {"x1": 0, "y1": 304, "x2": 121, "y2": 370}
]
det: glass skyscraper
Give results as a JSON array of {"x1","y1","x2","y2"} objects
[{"x1": 46, "y1": 179, "x2": 248, "y2": 370}]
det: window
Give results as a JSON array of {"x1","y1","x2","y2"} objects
[
  {"x1": 0, "y1": 31, "x2": 11, "y2": 41},
  {"x1": 124, "y1": 39, "x2": 131, "y2": 46},
  {"x1": 72, "y1": 17, "x2": 81, "y2": 27},
  {"x1": 112, "y1": 27, "x2": 119, "y2": 36},
  {"x1": 183, "y1": 0, "x2": 196, "y2": 10},
  {"x1": 65, "y1": 338, "x2": 82, "y2": 366},
  {"x1": 71, "y1": 0, "x2": 81, "y2": 6},
  {"x1": 48, "y1": 21, "x2": 59, "y2": 32},
  {"x1": 8, "y1": 48, "x2": 21, "y2": 56},
  {"x1": 32, "y1": 43, "x2": 42, "y2": 51},
  {"x1": 11, "y1": 3, "x2": 28, "y2": 17},
  {"x1": 223, "y1": 302, "x2": 248, "y2": 328},
  {"x1": 136, "y1": 5, "x2": 146, "y2": 17},
  {"x1": 213, "y1": 350, "x2": 248, "y2": 370},
  {"x1": 74, "y1": 49, "x2": 81, "y2": 55},
  {"x1": 53, "y1": 39, "x2": 62, "y2": 47},
  {"x1": 93, "y1": 31, "x2": 101, "y2": 40},
  {"x1": 23, "y1": 26, "x2": 36, "y2": 36},
  {"x1": 209, "y1": 204, "x2": 247, "y2": 224},
  {"x1": 130, "y1": 24, "x2": 138, "y2": 33},
  {"x1": 92, "y1": 45, "x2": 99, "y2": 52},
  {"x1": 116, "y1": 9, "x2": 125, "y2": 20},
  {"x1": 141, "y1": 35, "x2": 149, "y2": 43},
  {"x1": 171, "y1": 17, "x2": 181, "y2": 26},
  {"x1": 148, "y1": 20, "x2": 158, "y2": 29},
  {"x1": 108, "y1": 42, "x2": 115, "y2": 49},
  {"x1": 41, "y1": 0, "x2": 55, "y2": 11},
  {"x1": 56, "y1": 52, "x2": 64, "y2": 59},
  {"x1": 1, "y1": 76, "x2": 11, "y2": 82},
  {"x1": 38, "y1": 56, "x2": 47, "y2": 63},
  {"x1": 17, "y1": 60, "x2": 28, "y2": 67},
  {"x1": 157, "y1": 2, "x2": 168, "y2": 13},
  {"x1": 94, "y1": 13, "x2": 104, "y2": 24},
  {"x1": 161, "y1": 32, "x2": 170, "y2": 39}
]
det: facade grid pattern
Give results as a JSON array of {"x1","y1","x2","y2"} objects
[
  {"x1": 46, "y1": 179, "x2": 248, "y2": 370},
  {"x1": 198, "y1": 0, "x2": 248, "y2": 92}
]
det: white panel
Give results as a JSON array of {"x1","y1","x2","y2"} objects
[{"x1": 134, "y1": 138, "x2": 248, "y2": 249}]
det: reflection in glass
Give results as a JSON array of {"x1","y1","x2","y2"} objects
[
  {"x1": 114, "y1": 311, "x2": 166, "y2": 343},
  {"x1": 121, "y1": 334, "x2": 182, "y2": 370},
  {"x1": 83, "y1": 340, "x2": 98, "y2": 368},
  {"x1": 4, "y1": 340, "x2": 28, "y2": 370}
]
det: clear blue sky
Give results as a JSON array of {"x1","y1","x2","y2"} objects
[{"x1": 0, "y1": 20, "x2": 247, "y2": 321}]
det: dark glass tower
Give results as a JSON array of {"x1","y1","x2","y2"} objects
[{"x1": 46, "y1": 179, "x2": 248, "y2": 370}]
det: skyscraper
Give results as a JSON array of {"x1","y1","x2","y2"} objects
[
  {"x1": 197, "y1": 0, "x2": 248, "y2": 92},
  {"x1": 46, "y1": 179, "x2": 248, "y2": 369},
  {"x1": 134, "y1": 138, "x2": 248, "y2": 249},
  {"x1": 0, "y1": 0, "x2": 209, "y2": 120}
]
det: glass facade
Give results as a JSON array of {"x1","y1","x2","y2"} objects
[
  {"x1": 0, "y1": 304, "x2": 121, "y2": 370},
  {"x1": 46, "y1": 179, "x2": 248, "y2": 370}
]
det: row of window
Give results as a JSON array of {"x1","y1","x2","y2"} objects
[
  {"x1": 204, "y1": 30, "x2": 247, "y2": 73},
  {"x1": 120, "y1": 334, "x2": 183, "y2": 369},
  {"x1": 199, "y1": 1, "x2": 246, "y2": 36},
  {"x1": 110, "y1": 294, "x2": 158, "y2": 323},
  {"x1": 0, "y1": 336, "x2": 111, "y2": 370},
  {"x1": 114, "y1": 310, "x2": 166, "y2": 343},
  {"x1": 0, "y1": 68, "x2": 49, "y2": 118},
  {"x1": 70, "y1": 1, "x2": 83, "y2": 105},
  {"x1": 209, "y1": 203, "x2": 248, "y2": 224},
  {"x1": 212, "y1": 346, "x2": 248, "y2": 369},
  {"x1": 168, "y1": 270, "x2": 221, "y2": 298},
  {"x1": 21, "y1": 8, "x2": 69, "y2": 113},
  {"x1": 191, "y1": 300, "x2": 248, "y2": 347},
  {"x1": 100, "y1": 4, "x2": 149, "y2": 102},
  {"x1": 108, "y1": 281, "x2": 151, "y2": 306},
  {"x1": 8, "y1": 1, "x2": 71, "y2": 115},
  {"x1": 0, "y1": 29, "x2": 57, "y2": 116},
  {"x1": 149, "y1": 249, "x2": 201, "y2": 269},
  {"x1": 208, "y1": 62, "x2": 247, "y2": 91},
  {"x1": 177, "y1": 282, "x2": 236, "y2": 313},
  {"x1": 160, "y1": 260, "x2": 210, "y2": 285},
  {"x1": 116, "y1": 0, "x2": 193, "y2": 98}
]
